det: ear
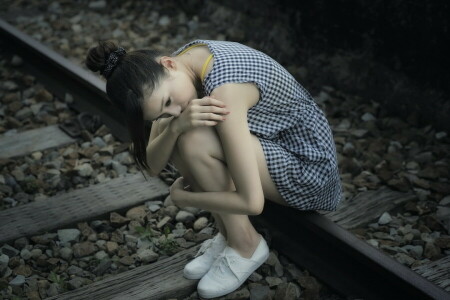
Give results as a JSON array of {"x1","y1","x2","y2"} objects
[{"x1": 159, "y1": 56, "x2": 177, "y2": 70}]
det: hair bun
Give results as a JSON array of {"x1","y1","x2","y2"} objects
[{"x1": 85, "y1": 40, "x2": 121, "y2": 78}]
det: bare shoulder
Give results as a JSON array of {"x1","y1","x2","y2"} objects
[{"x1": 210, "y1": 83, "x2": 260, "y2": 110}]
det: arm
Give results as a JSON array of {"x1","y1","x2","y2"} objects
[
  {"x1": 146, "y1": 117, "x2": 180, "y2": 176},
  {"x1": 172, "y1": 84, "x2": 265, "y2": 215},
  {"x1": 146, "y1": 97, "x2": 229, "y2": 176}
]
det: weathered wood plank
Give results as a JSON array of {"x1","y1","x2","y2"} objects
[
  {"x1": 48, "y1": 244, "x2": 201, "y2": 300},
  {"x1": 412, "y1": 255, "x2": 450, "y2": 292},
  {"x1": 0, "y1": 174, "x2": 168, "y2": 244},
  {"x1": 318, "y1": 186, "x2": 416, "y2": 229},
  {"x1": 0, "y1": 125, "x2": 75, "y2": 159}
]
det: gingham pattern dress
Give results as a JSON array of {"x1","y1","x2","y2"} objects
[{"x1": 172, "y1": 40, "x2": 343, "y2": 211}]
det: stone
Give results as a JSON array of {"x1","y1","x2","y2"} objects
[
  {"x1": 59, "y1": 247, "x2": 73, "y2": 260},
  {"x1": 95, "y1": 250, "x2": 109, "y2": 261},
  {"x1": 157, "y1": 216, "x2": 172, "y2": 229},
  {"x1": 20, "y1": 248, "x2": 32, "y2": 260},
  {"x1": 9, "y1": 275, "x2": 25, "y2": 286},
  {"x1": 274, "y1": 282, "x2": 302, "y2": 300},
  {"x1": 265, "y1": 276, "x2": 283, "y2": 287},
  {"x1": 106, "y1": 241, "x2": 119, "y2": 254},
  {"x1": 75, "y1": 163, "x2": 93, "y2": 177},
  {"x1": 137, "y1": 249, "x2": 159, "y2": 263},
  {"x1": 68, "y1": 277, "x2": 84, "y2": 290},
  {"x1": 193, "y1": 217, "x2": 208, "y2": 231},
  {"x1": 0, "y1": 244, "x2": 20, "y2": 257},
  {"x1": 126, "y1": 206, "x2": 147, "y2": 224},
  {"x1": 378, "y1": 212, "x2": 392, "y2": 225},
  {"x1": 249, "y1": 284, "x2": 270, "y2": 300},
  {"x1": 175, "y1": 210, "x2": 195, "y2": 223},
  {"x1": 72, "y1": 241, "x2": 97, "y2": 257},
  {"x1": 111, "y1": 161, "x2": 127, "y2": 175},
  {"x1": 57, "y1": 229, "x2": 81, "y2": 244},
  {"x1": 119, "y1": 255, "x2": 134, "y2": 266},
  {"x1": 110, "y1": 212, "x2": 130, "y2": 225},
  {"x1": 13, "y1": 264, "x2": 32, "y2": 277}
]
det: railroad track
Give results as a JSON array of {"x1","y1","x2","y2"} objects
[{"x1": 0, "y1": 18, "x2": 449, "y2": 300}]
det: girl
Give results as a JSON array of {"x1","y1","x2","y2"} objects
[{"x1": 85, "y1": 39, "x2": 342, "y2": 298}]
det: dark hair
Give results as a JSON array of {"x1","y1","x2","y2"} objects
[{"x1": 84, "y1": 40, "x2": 168, "y2": 173}]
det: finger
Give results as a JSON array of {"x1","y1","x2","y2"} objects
[
  {"x1": 197, "y1": 105, "x2": 230, "y2": 114},
  {"x1": 192, "y1": 112, "x2": 226, "y2": 121},
  {"x1": 194, "y1": 120, "x2": 219, "y2": 127},
  {"x1": 202, "y1": 97, "x2": 227, "y2": 107}
]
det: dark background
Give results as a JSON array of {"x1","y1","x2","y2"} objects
[{"x1": 196, "y1": 0, "x2": 450, "y2": 131}]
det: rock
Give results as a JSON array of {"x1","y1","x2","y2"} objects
[
  {"x1": 59, "y1": 247, "x2": 73, "y2": 260},
  {"x1": 378, "y1": 212, "x2": 393, "y2": 225},
  {"x1": 361, "y1": 112, "x2": 376, "y2": 122},
  {"x1": 126, "y1": 206, "x2": 147, "y2": 224},
  {"x1": 93, "y1": 259, "x2": 112, "y2": 276},
  {"x1": 72, "y1": 241, "x2": 97, "y2": 257},
  {"x1": 105, "y1": 241, "x2": 119, "y2": 254},
  {"x1": 157, "y1": 216, "x2": 172, "y2": 229},
  {"x1": 20, "y1": 248, "x2": 31, "y2": 260},
  {"x1": 0, "y1": 244, "x2": 20, "y2": 257},
  {"x1": 394, "y1": 253, "x2": 415, "y2": 266},
  {"x1": 88, "y1": 0, "x2": 106, "y2": 9},
  {"x1": 424, "y1": 242, "x2": 441, "y2": 259},
  {"x1": 111, "y1": 161, "x2": 127, "y2": 175},
  {"x1": 13, "y1": 264, "x2": 32, "y2": 277},
  {"x1": 265, "y1": 276, "x2": 283, "y2": 287},
  {"x1": 225, "y1": 287, "x2": 250, "y2": 299},
  {"x1": 137, "y1": 249, "x2": 159, "y2": 263},
  {"x1": 435, "y1": 131, "x2": 447, "y2": 140},
  {"x1": 249, "y1": 284, "x2": 270, "y2": 300},
  {"x1": 67, "y1": 265, "x2": 83, "y2": 276},
  {"x1": 183, "y1": 206, "x2": 201, "y2": 216},
  {"x1": 95, "y1": 250, "x2": 109, "y2": 260},
  {"x1": 110, "y1": 212, "x2": 130, "y2": 225},
  {"x1": 119, "y1": 255, "x2": 135, "y2": 266},
  {"x1": 193, "y1": 217, "x2": 208, "y2": 231},
  {"x1": 75, "y1": 163, "x2": 93, "y2": 177},
  {"x1": 175, "y1": 211, "x2": 195, "y2": 223},
  {"x1": 297, "y1": 275, "x2": 321, "y2": 299},
  {"x1": 9, "y1": 275, "x2": 25, "y2": 286},
  {"x1": 274, "y1": 282, "x2": 302, "y2": 300},
  {"x1": 68, "y1": 277, "x2": 84, "y2": 290},
  {"x1": 57, "y1": 229, "x2": 81, "y2": 244},
  {"x1": 113, "y1": 152, "x2": 133, "y2": 165}
]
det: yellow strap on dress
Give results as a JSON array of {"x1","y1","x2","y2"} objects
[{"x1": 176, "y1": 43, "x2": 213, "y2": 82}]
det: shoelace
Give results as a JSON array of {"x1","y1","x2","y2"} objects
[
  {"x1": 212, "y1": 252, "x2": 239, "y2": 280},
  {"x1": 194, "y1": 238, "x2": 214, "y2": 258}
]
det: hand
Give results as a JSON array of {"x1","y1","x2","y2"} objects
[
  {"x1": 169, "y1": 177, "x2": 191, "y2": 207},
  {"x1": 171, "y1": 96, "x2": 230, "y2": 134}
]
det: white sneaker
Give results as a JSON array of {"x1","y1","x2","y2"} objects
[
  {"x1": 183, "y1": 232, "x2": 227, "y2": 280},
  {"x1": 197, "y1": 234, "x2": 269, "y2": 299}
]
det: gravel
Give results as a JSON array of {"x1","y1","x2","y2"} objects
[{"x1": 0, "y1": 0, "x2": 449, "y2": 299}]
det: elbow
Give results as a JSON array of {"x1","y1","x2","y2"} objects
[{"x1": 247, "y1": 195, "x2": 265, "y2": 216}]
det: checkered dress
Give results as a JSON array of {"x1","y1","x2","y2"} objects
[{"x1": 172, "y1": 40, "x2": 343, "y2": 211}]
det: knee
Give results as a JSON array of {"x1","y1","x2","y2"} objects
[{"x1": 176, "y1": 127, "x2": 216, "y2": 162}]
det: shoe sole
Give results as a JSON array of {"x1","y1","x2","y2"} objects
[{"x1": 197, "y1": 245, "x2": 270, "y2": 299}]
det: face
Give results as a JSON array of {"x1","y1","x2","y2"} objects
[{"x1": 143, "y1": 57, "x2": 197, "y2": 122}]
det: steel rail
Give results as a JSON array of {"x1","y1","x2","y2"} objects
[
  {"x1": 0, "y1": 18, "x2": 130, "y2": 142},
  {"x1": 0, "y1": 18, "x2": 448, "y2": 300}
]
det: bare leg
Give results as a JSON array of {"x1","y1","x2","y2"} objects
[
  {"x1": 173, "y1": 127, "x2": 263, "y2": 258},
  {"x1": 170, "y1": 147, "x2": 228, "y2": 240}
]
